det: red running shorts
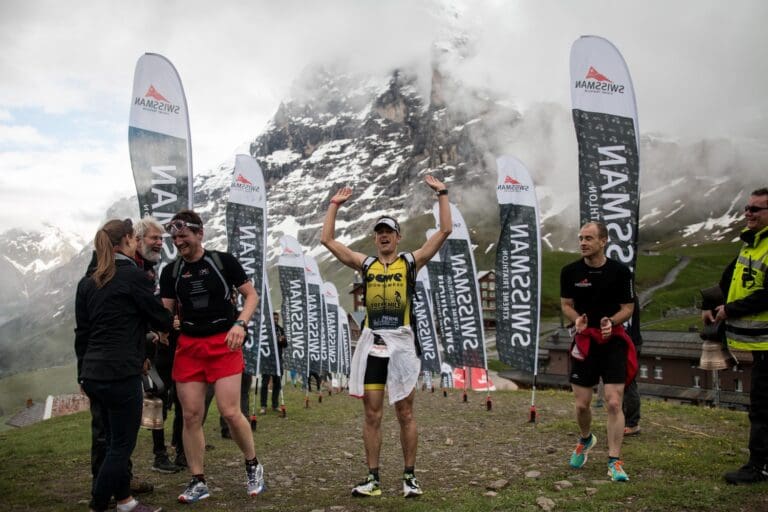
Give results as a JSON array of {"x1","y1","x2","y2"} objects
[{"x1": 172, "y1": 331, "x2": 244, "y2": 384}]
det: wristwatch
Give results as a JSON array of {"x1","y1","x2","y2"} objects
[
  {"x1": 233, "y1": 319, "x2": 247, "y2": 329},
  {"x1": 436, "y1": 189, "x2": 449, "y2": 196}
]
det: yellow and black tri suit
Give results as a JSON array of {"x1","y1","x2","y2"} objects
[{"x1": 362, "y1": 255, "x2": 414, "y2": 391}]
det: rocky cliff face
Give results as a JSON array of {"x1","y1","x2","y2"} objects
[{"x1": 0, "y1": 61, "x2": 760, "y2": 376}]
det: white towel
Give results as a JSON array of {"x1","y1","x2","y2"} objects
[{"x1": 348, "y1": 326, "x2": 421, "y2": 404}]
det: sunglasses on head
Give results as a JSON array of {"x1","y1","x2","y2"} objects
[
  {"x1": 744, "y1": 205, "x2": 768, "y2": 213},
  {"x1": 164, "y1": 219, "x2": 201, "y2": 235}
]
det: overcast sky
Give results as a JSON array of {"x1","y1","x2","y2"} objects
[{"x1": 1, "y1": 0, "x2": 766, "y2": 240}]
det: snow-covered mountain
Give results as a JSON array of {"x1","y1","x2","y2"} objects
[{"x1": 0, "y1": 61, "x2": 763, "y2": 377}]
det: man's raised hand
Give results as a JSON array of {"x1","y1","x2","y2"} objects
[{"x1": 330, "y1": 187, "x2": 353, "y2": 206}]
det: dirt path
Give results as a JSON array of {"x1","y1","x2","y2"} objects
[{"x1": 638, "y1": 256, "x2": 691, "y2": 307}]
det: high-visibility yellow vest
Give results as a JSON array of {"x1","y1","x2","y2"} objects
[{"x1": 726, "y1": 226, "x2": 768, "y2": 351}]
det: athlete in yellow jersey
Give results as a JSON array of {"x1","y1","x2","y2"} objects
[
  {"x1": 364, "y1": 257, "x2": 412, "y2": 330},
  {"x1": 321, "y1": 175, "x2": 451, "y2": 498}
]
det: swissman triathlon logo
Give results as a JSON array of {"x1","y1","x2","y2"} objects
[
  {"x1": 574, "y1": 66, "x2": 625, "y2": 95},
  {"x1": 134, "y1": 84, "x2": 181, "y2": 115},
  {"x1": 233, "y1": 173, "x2": 260, "y2": 193},
  {"x1": 497, "y1": 175, "x2": 530, "y2": 192}
]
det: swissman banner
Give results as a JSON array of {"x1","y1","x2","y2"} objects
[
  {"x1": 338, "y1": 306, "x2": 352, "y2": 377},
  {"x1": 226, "y1": 154, "x2": 270, "y2": 374},
  {"x1": 494, "y1": 155, "x2": 541, "y2": 374},
  {"x1": 570, "y1": 35, "x2": 640, "y2": 273},
  {"x1": 258, "y1": 286, "x2": 280, "y2": 376},
  {"x1": 433, "y1": 203, "x2": 487, "y2": 370},
  {"x1": 322, "y1": 282, "x2": 340, "y2": 374},
  {"x1": 414, "y1": 267, "x2": 441, "y2": 374},
  {"x1": 129, "y1": 53, "x2": 192, "y2": 271},
  {"x1": 425, "y1": 229, "x2": 460, "y2": 367},
  {"x1": 277, "y1": 235, "x2": 308, "y2": 376},
  {"x1": 303, "y1": 255, "x2": 323, "y2": 376}
]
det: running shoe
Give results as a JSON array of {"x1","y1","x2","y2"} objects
[
  {"x1": 246, "y1": 463, "x2": 266, "y2": 497},
  {"x1": 724, "y1": 463, "x2": 768, "y2": 485},
  {"x1": 607, "y1": 459, "x2": 629, "y2": 482},
  {"x1": 351, "y1": 474, "x2": 381, "y2": 497},
  {"x1": 178, "y1": 477, "x2": 210, "y2": 503},
  {"x1": 402, "y1": 472, "x2": 423, "y2": 498},
  {"x1": 569, "y1": 433, "x2": 597, "y2": 469},
  {"x1": 152, "y1": 454, "x2": 181, "y2": 474}
]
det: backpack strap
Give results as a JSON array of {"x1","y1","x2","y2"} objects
[{"x1": 210, "y1": 251, "x2": 225, "y2": 273}]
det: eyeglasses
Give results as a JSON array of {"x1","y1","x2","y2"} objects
[
  {"x1": 164, "y1": 219, "x2": 201, "y2": 235},
  {"x1": 744, "y1": 205, "x2": 768, "y2": 213}
]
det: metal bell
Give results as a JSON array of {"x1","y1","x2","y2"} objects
[
  {"x1": 141, "y1": 395, "x2": 164, "y2": 430},
  {"x1": 699, "y1": 341, "x2": 732, "y2": 371}
]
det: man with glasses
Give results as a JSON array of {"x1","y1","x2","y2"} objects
[
  {"x1": 159, "y1": 209, "x2": 265, "y2": 502},
  {"x1": 703, "y1": 187, "x2": 768, "y2": 485}
]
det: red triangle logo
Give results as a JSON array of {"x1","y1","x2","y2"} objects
[
  {"x1": 145, "y1": 85, "x2": 169, "y2": 102},
  {"x1": 585, "y1": 66, "x2": 612, "y2": 83},
  {"x1": 504, "y1": 176, "x2": 521, "y2": 185},
  {"x1": 236, "y1": 174, "x2": 253, "y2": 186},
  {"x1": 283, "y1": 247, "x2": 294, "y2": 254}
]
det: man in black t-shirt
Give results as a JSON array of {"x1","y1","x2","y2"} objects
[
  {"x1": 159, "y1": 209, "x2": 265, "y2": 503},
  {"x1": 560, "y1": 222, "x2": 635, "y2": 482}
]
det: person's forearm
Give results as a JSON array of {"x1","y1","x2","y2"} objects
[
  {"x1": 437, "y1": 193, "x2": 451, "y2": 235},
  {"x1": 320, "y1": 203, "x2": 340, "y2": 247}
]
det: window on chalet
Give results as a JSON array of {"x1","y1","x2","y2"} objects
[
  {"x1": 653, "y1": 366, "x2": 663, "y2": 380},
  {"x1": 693, "y1": 375, "x2": 701, "y2": 388},
  {"x1": 639, "y1": 365, "x2": 648, "y2": 379},
  {"x1": 735, "y1": 379, "x2": 743, "y2": 393}
]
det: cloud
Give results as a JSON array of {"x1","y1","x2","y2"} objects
[
  {"x1": 0, "y1": 143, "x2": 135, "y2": 238},
  {"x1": 0, "y1": 123, "x2": 53, "y2": 147},
  {"x1": 0, "y1": 0, "x2": 766, "y2": 239}
]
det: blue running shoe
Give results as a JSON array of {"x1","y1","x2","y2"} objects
[
  {"x1": 608, "y1": 459, "x2": 629, "y2": 482},
  {"x1": 569, "y1": 433, "x2": 597, "y2": 469}
]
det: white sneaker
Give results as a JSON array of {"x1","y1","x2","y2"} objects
[
  {"x1": 247, "y1": 462, "x2": 266, "y2": 496},
  {"x1": 402, "y1": 473, "x2": 423, "y2": 498},
  {"x1": 178, "y1": 477, "x2": 210, "y2": 503}
]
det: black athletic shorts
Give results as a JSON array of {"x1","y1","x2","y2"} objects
[
  {"x1": 363, "y1": 355, "x2": 389, "y2": 391},
  {"x1": 569, "y1": 336, "x2": 627, "y2": 388}
]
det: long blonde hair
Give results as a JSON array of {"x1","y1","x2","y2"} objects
[{"x1": 92, "y1": 219, "x2": 133, "y2": 288}]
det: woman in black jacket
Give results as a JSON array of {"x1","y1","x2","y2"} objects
[{"x1": 75, "y1": 219, "x2": 171, "y2": 512}]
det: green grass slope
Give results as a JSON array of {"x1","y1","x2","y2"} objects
[{"x1": 1, "y1": 386, "x2": 766, "y2": 511}]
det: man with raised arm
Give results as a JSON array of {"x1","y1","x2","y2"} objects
[{"x1": 321, "y1": 175, "x2": 451, "y2": 498}]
